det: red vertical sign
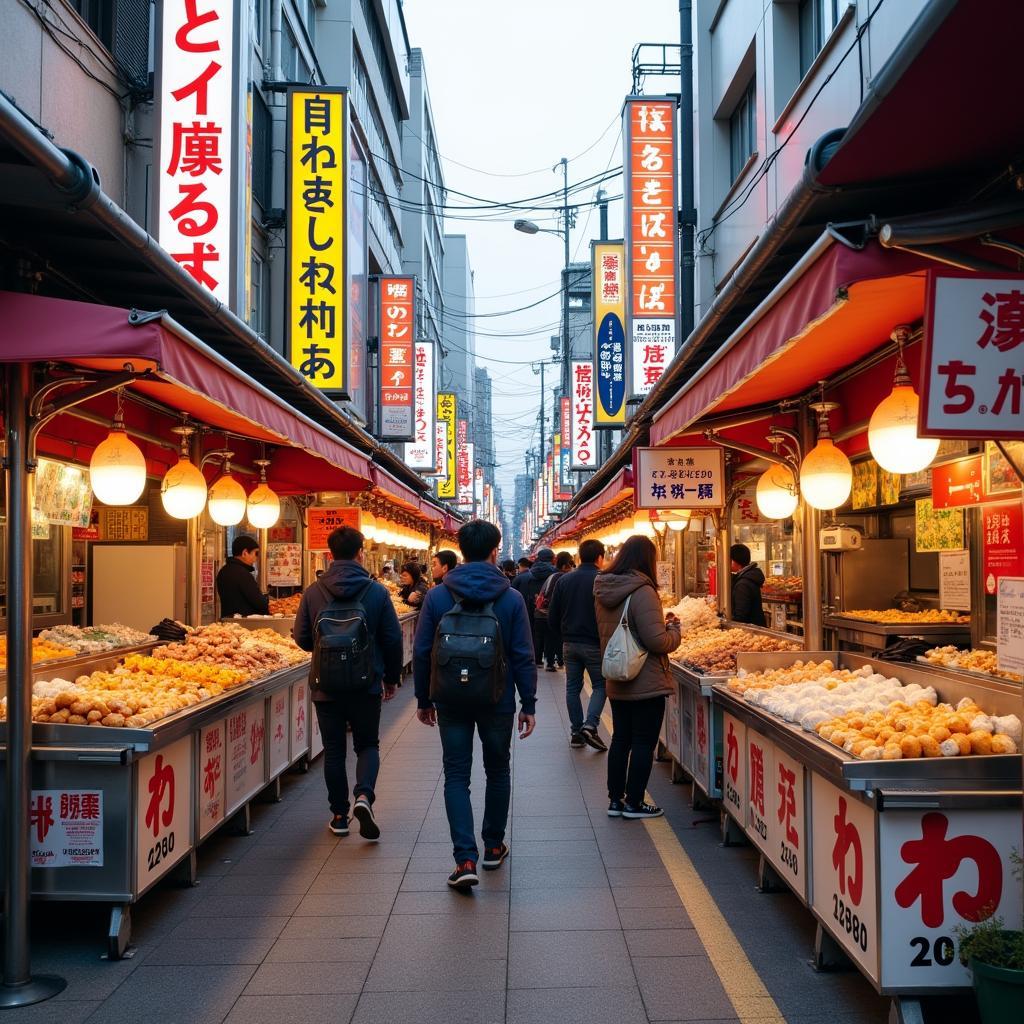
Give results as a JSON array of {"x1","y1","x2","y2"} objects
[
  {"x1": 378, "y1": 277, "x2": 415, "y2": 440},
  {"x1": 983, "y1": 501, "x2": 1024, "y2": 594}
]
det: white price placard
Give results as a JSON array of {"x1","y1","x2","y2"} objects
[
  {"x1": 768, "y1": 746, "x2": 807, "y2": 900},
  {"x1": 136, "y1": 735, "x2": 192, "y2": 891},
  {"x1": 721, "y1": 713, "x2": 746, "y2": 825},
  {"x1": 226, "y1": 699, "x2": 267, "y2": 811},
  {"x1": 198, "y1": 722, "x2": 226, "y2": 839},
  {"x1": 996, "y1": 576, "x2": 1024, "y2": 675},
  {"x1": 30, "y1": 790, "x2": 103, "y2": 867},
  {"x1": 745, "y1": 731, "x2": 773, "y2": 858},
  {"x1": 269, "y1": 688, "x2": 290, "y2": 775},
  {"x1": 939, "y1": 550, "x2": 971, "y2": 611}
]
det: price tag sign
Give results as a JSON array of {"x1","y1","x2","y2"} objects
[
  {"x1": 938, "y1": 550, "x2": 971, "y2": 611},
  {"x1": 996, "y1": 576, "x2": 1024, "y2": 675}
]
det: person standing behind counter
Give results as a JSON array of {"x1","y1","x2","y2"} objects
[{"x1": 216, "y1": 535, "x2": 269, "y2": 617}]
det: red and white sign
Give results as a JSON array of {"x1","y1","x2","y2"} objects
[
  {"x1": 157, "y1": 0, "x2": 237, "y2": 303},
  {"x1": 198, "y1": 722, "x2": 225, "y2": 839},
  {"x1": 269, "y1": 688, "x2": 290, "y2": 775},
  {"x1": 921, "y1": 271, "x2": 1024, "y2": 439},
  {"x1": 570, "y1": 360, "x2": 595, "y2": 470},
  {"x1": 404, "y1": 341, "x2": 436, "y2": 470},
  {"x1": 291, "y1": 679, "x2": 309, "y2": 755},
  {"x1": 663, "y1": 686, "x2": 681, "y2": 762},
  {"x1": 456, "y1": 419, "x2": 472, "y2": 507},
  {"x1": 29, "y1": 789, "x2": 103, "y2": 868},
  {"x1": 931, "y1": 456, "x2": 984, "y2": 508},
  {"x1": 226, "y1": 699, "x2": 266, "y2": 812},
  {"x1": 692, "y1": 695, "x2": 710, "y2": 792},
  {"x1": 474, "y1": 466, "x2": 484, "y2": 506},
  {"x1": 983, "y1": 501, "x2": 1024, "y2": 593},
  {"x1": 633, "y1": 446, "x2": 725, "y2": 510},
  {"x1": 770, "y1": 746, "x2": 806, "y2": 899},
  {"x1": 136, "y1": 736, "x2": 192, "y2": 891},
  {"x1": 745, "y1": 732, "x2": 772, "y2": 858},
  {"x1": 722, "y1": 713, "x2": 746, "y2": 824},
  {"x1": 378, "y1": 277, "x2": 416, "y2": 440},
  {"x1": 624, "y1": 97, "x2": 678, "y2": 396},
  {"x1": 879, "y1": 808, "x2": 1023, "y2": 989},
  {"x1": 811, "y1": 774, "x2": 878, "y2": 979}
]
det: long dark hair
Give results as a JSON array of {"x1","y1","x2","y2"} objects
[{"x1": 603, "y1": 535, "x2": 658, "y2": 588}]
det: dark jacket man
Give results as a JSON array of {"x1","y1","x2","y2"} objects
[
  {"x1": 216, "y1": 537, "x2": 269, "y2": 617},
  {"x1": 294, "y1": 558, "x2": 403, "y2": 698},
  {"x1": 414, "y1": 561, "x2": 537, "y2": 717},
  {"x1": 547, "y1": 561, "x2": 601, "y2": 648},
  {"x1": 731, "y1": 564, "x2": 767, "y2": 626}
]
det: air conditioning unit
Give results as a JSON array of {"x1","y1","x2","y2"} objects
[{"x1": 820, "y1": 525, "x2": 863, "y2": 551}]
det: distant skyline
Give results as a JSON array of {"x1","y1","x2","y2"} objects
[{"x1": 401, "y1": 1, "x2": 682, "y2": 504}]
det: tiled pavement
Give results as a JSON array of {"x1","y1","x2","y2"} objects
[{"x1": 10, "y1": 672, "x2": 891, "y2": 1024}]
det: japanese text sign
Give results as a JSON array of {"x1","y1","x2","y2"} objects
[
  {"x1": 570, "y1": 360, "x2": 596, "y2": 471},
  {"x1": 997, "y1": 575, "x2": 1024, "y2": 675},
  {"x1": 157, "y1": 0, "x2": 237, "y2": 304},
  {"x1": 559, "y1": 396, "x2": 574, "y2": 491},
  {"x1": 287, "y1": 88, "x2": 348, "y2": 394},
  {"x1": 633, "y1": 447, "x2": 724, "y2": 509},
  {"x1": 34, "y1": 459, "x2": 92, "y2": 528},
  {"x1": 592, "y1": 241, "x2": 627, "y2": 426},
  {"x1": 938, "y1": 550, "x2": 971, "y2": 611},
  {"x1": 931, "y1": 456, "x2": 984, "y2": 508},
  {"x1": 404, "y1": 340, "x2": 436, "y2": 469},
  {"x1": 378, "y1": 276, "x2": 416, "y2": 440},
  {"x1": 983, "y1": 501, "x2": 1024, "y2": 594},
  {"x1": 136, "y1": 736, "x2": 192, "y2": 892},
  {"x1": 623, "y1": 96, "x2": 679, "y2": 397},
  {"x1": 199, "y1": 723, "x2": 225, "y2": 839},
  {"x1": 437, "y1": 393, "x2": 457, "y2": 499},
  {"x1": 30, "y1": 790, "x2": 103, "y2": 868},
  {"x1": 921, "y1": 271, "x2": 1024, "y2": 438},
  {"x1": 307, "y1": 507, "x2": 360, "y2": 550},
  {"x1": 721, "y1": 713, "x2": 746, "y2": 825},
  {"x1": 456, "y1": 420, "x2": 472, "y2": 507}
]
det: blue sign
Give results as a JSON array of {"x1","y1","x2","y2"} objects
[{"x1": 596, "y1": 312, "x2": 626, "y2": 425}]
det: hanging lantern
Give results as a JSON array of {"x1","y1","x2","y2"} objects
[
  {"x1": 246, "y1": 458, "x2": 281, "y2": 529},
  {"x1": 867, "y1": 326, "x2": 940, "y2": 474},
  {"x1": 659, "y1": 509, "x2": 692, "y2": 532},
  {"x1": 799, "y1": 393, "x2": 852, "y2": 511},
  {"x1": 90, "y1": 390, "x2": 147, "y2": 506},
  {"x1": 755, "y1": 464, "x2": 799, "y2": 520},
  {"x1": 361, "y1": 511, "x2": 378, "y2": 542},
  {"x1": 207, "y1": 458, "x2": 247, "y2": 526},
  {"x1": 633, "y1": 510, "x2": 656, "y2": 538},
  {"x1": 160, "y1": 423, "x2": 207, "y2": 519}
]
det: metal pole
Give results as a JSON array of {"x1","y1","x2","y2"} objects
[
  {"x1": 258, "y1": 528, "x2": 268, "y2": 592},
  {"x1": 800, "y1": 408, "x2": 824, "y2": 649},
  {"x1": 186, "y1": 431, "x2": 202, "y2": 627},
  {"x1": 560, "y1": 156, "x2": 571, "y2": 396},
  {"x1": 679, "y1": 0, "x2": 696, "y2": 341},
  {"x1": 539, "y1": 361, "x2": 546, "y2": 469},
  {"x1": 2, "y1": 364, "x2": 65, "y2": 1008}
]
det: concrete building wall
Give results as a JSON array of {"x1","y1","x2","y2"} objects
[{"x1": 441, "y1": 233, "x2": 476, "y2": 429}]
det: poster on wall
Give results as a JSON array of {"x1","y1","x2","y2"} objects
[
  {"x1": 914, "y1": 499, "x2": 964, "y2": 553},
  {"x1": 34, "y1": 459, "x2": 92, "y2": 528},
  {"x1": 266, "y1": 543, "x2": 302, "y2": 587},
  {"x1": 307, "y1": 508, "x2": 360, "y2": 550},
  {"x1": 983, "y1": 501, "x2": 1024, "y2": 595}
]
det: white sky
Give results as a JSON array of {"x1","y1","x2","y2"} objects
[{"x1": 401, "y1": 0, "x2": 681, "y2": 511}]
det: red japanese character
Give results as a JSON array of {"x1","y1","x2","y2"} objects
[
  {"x1": 80, "y1": 793, "x2": 100, "y2": 820},
  {"x1": 832, "y1": 796, "x2": 863, "y2": 905},
  {"x1": 991, "y1": 367, "x2": 1022, "y2": 417},
  {"x1": 644, "y1": 365, "x2": 665, "y2": 386},
  {"x1": 203, "y1": 755, "x2": 221, "y2": 798},
  {"x1": 894, "y1": 812, "x2": 1002, "y2": 928},
  {"x1": 167, "y1": 121, "x2": 223, "y2": 177},
  {"x1": 171, "y1": 61, "x2": 222, "y2": 116},
  {"x1": 749, "y1": 742, "x2": 765, "y2": 816},
  {"x1": 172, "y1": 241, "x2": 220, "y2": 290},
  {"x1": 696, "y1": 703, "x2": 707, "y2": 754},
  {"x1": 30, "y1": 794, "x2": 54, "y2": 844},
  {"x1": 60, "y1": 792, "x2": 81, "y2": 820},
  {"x1": 168, "y1": 182, "x2": 218, "y2": 236},
  {"x1": 726, "y1": 721, "x2": 739, "y2": 783},
  {"x1": 250, "y1": 720, "x2": 265, "y2": 766},
  {"x1": 776, "y1": 763, "x2": 799, "y2": 848},
  {"x1": 937, "y1": 360, "x2": 976, "y2": 414},
  {"x1": 175, "y1": 0, "x2": 220, "y2": 53},
  {"x1": 274, "y1": 724, "x2": 285, "y2": 744},
  {"x1": 144, "y1": 754, "x2": 175, "y2": 837},
  {"x1": 977, "y1": 289, "x2": 1024, "y2": 352}
]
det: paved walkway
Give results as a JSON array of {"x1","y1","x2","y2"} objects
[{"x1": 14, "y1": 672, "x2": 891, "y2": 1024}]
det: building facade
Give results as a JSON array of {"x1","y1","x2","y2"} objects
[{"x1": 440, "y1": 232, "x2": 476, "y2": 433}]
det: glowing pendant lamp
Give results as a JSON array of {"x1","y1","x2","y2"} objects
[
  {"x1": 207, "y1": 456, "x2": 247, "y2": 526},
  {"x1": 247, "y1": 458, "x2": 281, "y2": 529},
  {"x1": 633, "y1": 510, "x2": 656, "y2": 538},
  {"x1": 799, "y1": 392, "x2": 852, "y2": 511},
  {"x1": 90, "y1": 390, "x2": 147, "y2": 505},
  {"x1": 868, "y1": 325, "x2": 940, "y2": 474},
  {"x1": 756, "y1": 463, "x2": 799, "y2": 520},
  {"x1": 160, "y1": 423, "x2": 208, "y2": 520}
]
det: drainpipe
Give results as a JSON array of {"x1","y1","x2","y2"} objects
[
  {"x1": 679, "y1": 0, "x2": 695, "y2": 342},
  {"x1": 271, "y1": 0, "x2": 284, "y2": 83}
]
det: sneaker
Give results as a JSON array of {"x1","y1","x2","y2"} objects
[
  {"x1": 622, "y1": 801, "x2": 664, "y2": 820},
  {"x1": 579, "y1": 725, "x2": 608, "y2": 752},
  {"x1": 545, "y1": 664, "x2": 557, "y2": 672},
  {"x1": 481, "y1": 843, "x2": 510, "y2": 870},
  {"x1": 329, "y1": 814, "x2": 350, "y2": 836},
  {"x1": 569, "y1": 732, "x2": 586, "y2": 749},
  {"x1": 607, "y1": 800, "x2": 625, "y2": 817},
  {"x1": 447, "y1": 861, "x2": 479, "y2": 888},
  {"x1": 352, "y1": 799, "x2": 380, "y2": 841}
]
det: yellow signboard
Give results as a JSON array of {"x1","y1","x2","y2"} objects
[
  {"x1": 592, "y1": 241, "x2": 627, "y2": 426},
  {"x1": 287, "y1": 88, "x2": 348, "y2": 393},
  {"x1": 437, "y1": 392, "x2": 457, "y2": 499}
]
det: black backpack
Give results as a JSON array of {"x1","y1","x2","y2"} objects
[
  {"x1": 429, "y1": 594, "x2": 507, "y2": 708},
  {"x1": 311, "y1": 580, "x2": 375, "y2": 695}
]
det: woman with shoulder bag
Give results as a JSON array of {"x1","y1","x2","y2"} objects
[{"x1": 593, "y1": 535, "x2": 681, "y2": 819}]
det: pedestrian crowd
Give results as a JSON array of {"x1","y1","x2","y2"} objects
[{"x1": 293, "y1": 519, "x2": 685, "y2": 888}]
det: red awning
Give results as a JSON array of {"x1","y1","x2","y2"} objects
[
  {"x1": 0, "y1": 291, "x2": 375, "y2": 489},
  {"x1": 651, "y1": 240, "x2": 930, "y2": 445},
  {"x1": 572, "y1": 468, "x2": 634, "y2": 527}
]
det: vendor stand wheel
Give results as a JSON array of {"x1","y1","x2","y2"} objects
[
  {"x1": 755, "y1": 854, "x2": 785, "y2": 893},
  {"x1": 812, "y1": 922, "x2": 853, "y2": 972},
  {"x1": 106, "y1": 904, "x2": 132, "y2": 961},
  {"x1": 888, "y1": 997, "x2": 925, "y2": 1024},
  {"x1": 719, "y1": 810, "x2": 746, "y2": 847}
]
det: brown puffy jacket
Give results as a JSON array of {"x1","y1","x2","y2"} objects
[{"x1": 593, "y1": 570, "x2": 681, "y2": 700}]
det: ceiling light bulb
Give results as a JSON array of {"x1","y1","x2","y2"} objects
[
  {"x1": 247, "y1": 482, "x2": 281, "y2": 529},
  {"x1": 799, "y1": 439, "x2": 852, "y2": 511},
  {"x1": 207, "y1": 471, "x2": 247, "y2": 526},
  {"x1": 868, "y1": 384, "x2": 940, "y2": 474},
  {"x1": 90, "y1": 428, "x2": 147, "y2": 505},
  {"x1": 160, "y1": 455, "x2": 208, "y2": 519},
  {"x1": 756, "y1": 464, "x2": 799, "y2": 519}
]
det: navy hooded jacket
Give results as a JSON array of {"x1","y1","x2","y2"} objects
[
  {"x1": 293, "y1": 559, "x2": 403, "y2": 698},
  {"x1": 413, "y1": 561, "x2": 537, "y2": 715}
]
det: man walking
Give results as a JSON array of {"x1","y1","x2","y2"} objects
[
  {"x1": 547, "y1": 539, "x2": 608, "y2": 751},
  {"x1": 516, "y1": 548, "x2": 557, "y2": 668},
  {"x1": 294, "y1": 526, "x2": 402, "y2": 839},
  {"x1": 414, "y1": 520, "x2": 537, "y2": 889}
]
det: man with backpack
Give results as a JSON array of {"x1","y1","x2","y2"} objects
[
  {"x1": 294, "y1": 526, "x2": 402, "y2": 840},
  {"x1": 534, "y1": 551, "x2": 573, "y2": 670},
  {"x1": 413, "y1": 520, "x2": 537, "y2": 889},
  {"x1": 514, "y1": 547, "x2": 557, "y2": 669}
]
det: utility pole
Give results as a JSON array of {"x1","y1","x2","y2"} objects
[
  {"x1": 597, "y1": 187, "x2": 609, "y2": 241},
  {"x1": 679, "y1": 0, "x2": 696, "y2": 341},
  {"x1": 557, "y1": 156, "x2": 572, "y2": 397}
]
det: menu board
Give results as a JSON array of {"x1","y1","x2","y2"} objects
[
  {"x1": 266, "y1": 543, "x2": 302, "y2": 587},
  {"x1": 307, "y1": 508, "x2": 360, "y2": 550},
  {"x1": 99, "y1": 508, "x2": 149, "y2": 542},
  {"x1": 34, "y1": 459, "x2": 93, "y2": 528}
]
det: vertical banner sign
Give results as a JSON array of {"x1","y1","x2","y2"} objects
[
  {"x1": 378, "y1": 276, "x2": 416, "y2": 440},
  {"x1": 592, "y1": 241, "x2": 627, "y2": 425},
  {"x1": 464, "y1": 443, "x2": 476, "y2": 510},
  {"x1": 404, "y1": 341, "x2": 436, "y2": 469},
  {"x1": 474, "y1": 467, "x2": 484, "y2": 509},
  {"x1": 623, "y1": 96, "x2": 679, "y2": 397},
  {"x1": 437, "y1": 393, "x2": 457, "y2": 497},
  {"x1": 456, "y1": 420, "x2": 471, "y2": 507},
  {"x1": 157, "y1": 0, "x2": 237, "y2": 305},
  {"x1": 559, "y1": 396, "x2": 573, "y2": 493},
  {"x1": 287, "y1": 88, "x2": 348, "y2": 393},
  {"x1": 570, "y1": 361, "x2": 596, "y2": 471}
]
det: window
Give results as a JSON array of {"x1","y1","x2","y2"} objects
[
  {"x1": 252, "y1": 90, "x2": 272, "y2": 211},
  {"x1": 305, "y1": 0, "x2": 317, "y2": 45},
  {"x1": 254, "y1": 0, "x2": 264, "y2": 47},
  {"x1": 72, "y1": 0, "x2": 149, "y2": 88},
  {"x1": 729, "y1": 78, "x2": 756, "y2": 181},
  {"x1": 72, "y1": 0, "x2": 113, "y2": 47},
  {"x1": 250, "y1": 253, "x2": 267, "y2": 338},
  {"x1": 799, "y1": 0, "x2": 840, "y2": 78}
]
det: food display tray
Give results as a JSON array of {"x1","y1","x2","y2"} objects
[
  {"x1": 0, "y1": 640, "x2": 160, "y2": 686},
  {"x1": 221, "y1": 615, "x2": 296, "y2": 636},
  {"x1": 824, "y1": 615, "x2": 971, "y2": 636}
]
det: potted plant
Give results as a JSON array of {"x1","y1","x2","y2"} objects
[{"x1": 957, "y1": 851, "x2": 1024, "y2": 1023}]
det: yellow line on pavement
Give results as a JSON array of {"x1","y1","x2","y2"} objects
[{"x1": 591, "y1": 696, "x2": 787, "y2": 1024}]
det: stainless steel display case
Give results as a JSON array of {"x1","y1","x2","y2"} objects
[{"x1": 824, "y1": 614, "x2": 971, "y2": 653}]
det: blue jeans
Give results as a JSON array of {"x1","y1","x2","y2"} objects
[
  {"x1": 564, "y1": 641, "x2": 607, "y2": 733},
  {"x1": 437, "y1": 707, "x2": 515, "y2": 864}
]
